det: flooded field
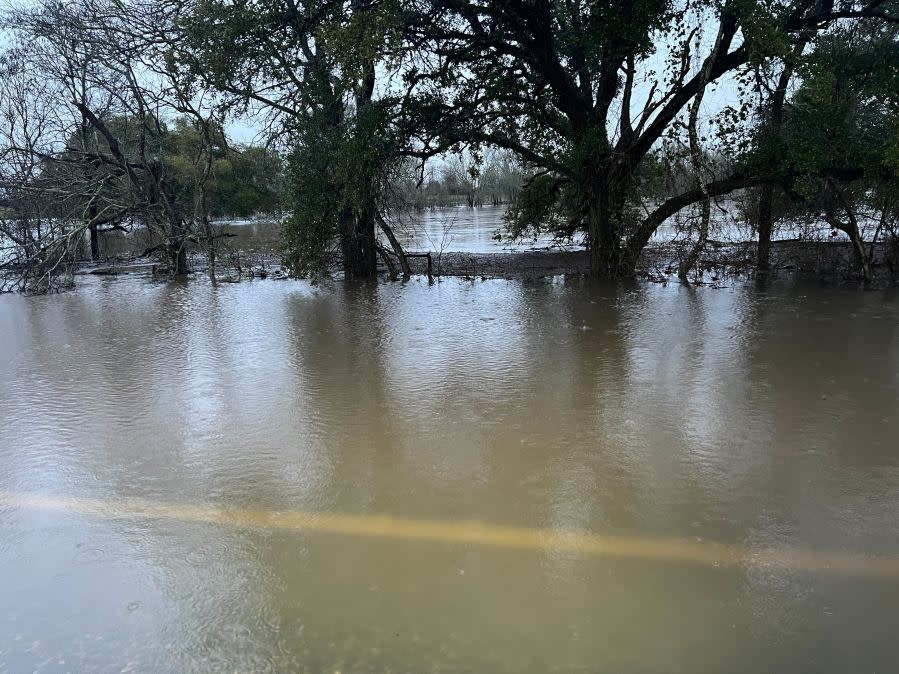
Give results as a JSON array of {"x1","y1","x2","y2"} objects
[
  {"x1": 1, "y1": 276, "x2": 898, "y2": 672},
  {"x1": 78, "y1": 203, "x2": 865, "y2": 269},
  {"x1": 223, "y1": 205, "x2": 564, "y2": 255}
]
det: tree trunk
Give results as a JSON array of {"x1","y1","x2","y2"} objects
[
  {"x1": 89, "y1": 223, "x2": 100, "y2": 261},
  {"x1": 587, "y1": 223, "x2": 618, "y2": 277},
  {"x1": 756, "y1": 184, "x2": 775, "y2": 271},
  {"x1": 828, "y1": 181, "x2": 872, "y2": 283},
  {"x1": 87, "y1": 203, "x2": 100, "y2": 261},
  {"x1": 850, "y1": 228, "x2": 872, "y2": 284},
  {"x1": 679, "y1": 197, "x2": 710, "y2": 281},
  {"x1": 334, "y1": 54, "x2": 379, "y2": 281},
  {"x1": 584, "y1": 180, "x2": 624, "y2": 278},
  {"x1": 166, "y1": 220, "x2": 189, "y2": 276},
  {"x1": 756, "y1": 39, "x2": 806, "y2": 272},
  {"x1": 339, "y1": 209, "x2": 378, "y2": 279},
  {"x1": 618, "y1": 216, "x2": 656, "y2": 277},
  {"x1": 167, "y1": 243, "x2": 188, "y2": 276},
  {"x1": 376, "y1": 242, "x2": 398, "y2": 280},
  {"x1": 826, "y1": 213, "x2": 871, "y2": 283},
  {"x1": 377, "y1": 212, "x2": 411, "y2": 278}
]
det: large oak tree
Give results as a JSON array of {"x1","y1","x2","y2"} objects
[{"x1": 402, "y1": 0, "x2": 898, "y2": 276}]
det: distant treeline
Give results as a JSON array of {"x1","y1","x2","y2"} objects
[{"x1": 393, "y1": 153, "x2": 527, "y2": 209}]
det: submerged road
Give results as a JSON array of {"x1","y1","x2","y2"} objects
[{"x1": 2, "y1": 489, "x2": 898, "y2": 581}]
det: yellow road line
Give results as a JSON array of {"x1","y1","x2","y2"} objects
[{"x1": 1, "y1": 490, "x2": 898, "y2": 580}]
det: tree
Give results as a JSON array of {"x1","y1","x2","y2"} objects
[
  {"x1": 0, "y1": 51, "x2": 87, "y2": 290},
  {"x1": 207, "y1": 144, "x2": 283, "y2": 219},
  {"x1": 401, "y1": 0, "x2": 898, "y2": 277},
  {"x1": 182, "y1": 0, "x2": 411, "y2": 279},
  {"x1": 2, "y1": 0, "x2": 235, "y2": 280},
  {"x1": 760, "y1": 21, "x2": 899, "y2": 281},
  {"x1": 750, "y1": 35, "x2": 809, "y2": 272}
]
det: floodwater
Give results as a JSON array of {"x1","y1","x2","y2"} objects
[
  {"x1": 389, "y1": 205, "x2": 563, "y2": 253},
  {"x1": 1, "y1": 275, "x2": 898, "y2": 672},
  {"x1": 223, "y1": 205, "x2": 569, "y2": 254},
  {"x1": 220, "y1": 202, "x2": 859, "y2": 258}
]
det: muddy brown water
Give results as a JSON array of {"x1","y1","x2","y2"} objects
[{"x1": 1, "y1": 275, "x2": 898, "y2": 672}]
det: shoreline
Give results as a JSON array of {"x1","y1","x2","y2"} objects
[
  {"x1": 52, "y1": 239, "x2": 899, "y2": 291},
  {"x1": 387, "y1": 240, "x2": 896, "y2": 287}
]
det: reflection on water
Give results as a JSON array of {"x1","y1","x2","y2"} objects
[{"x1": 0, "y1": 276, "x2": 898, "y2": 672}]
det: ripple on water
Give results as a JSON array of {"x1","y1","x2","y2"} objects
[{"x1": 1, "y1": 275, "x2": 899, "y2": 672}]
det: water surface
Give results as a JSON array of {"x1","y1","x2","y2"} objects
[{"x1": 1, "y1": 276, "x2": 898, "y2": 672}]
